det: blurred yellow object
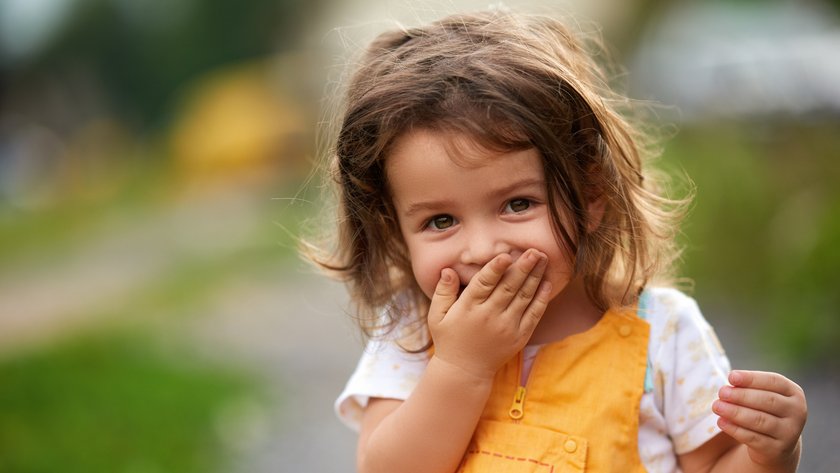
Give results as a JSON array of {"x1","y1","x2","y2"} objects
[{"x1": 169, "y1": 59, "x2": 310, "y2": 187}]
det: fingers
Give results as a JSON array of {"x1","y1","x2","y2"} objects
[
  {"x1": 425, "y1": 251, "x2": 549, "y2": 379},
  {"x1": 717, "y1": 384, "x2": 796, "y2": 419},
  {"x1": 464, "y1": 253, "x2": 513, "y2": 301},
  {"x1": 490, "y1": 250, "x2": 547, "y2": 306},
  {"x1": 721, "y1": 371, "x2": 807, "y2": 428},
  {"x1": 480, "y1": 249, "x2": 551, "y2": 336},
  {"x1": 519, "y1": 280, "x2": 552, "y2": 333},
  {"x1": 474, "y1": 249, "x2": 545, "y2": 306},
  {"x1": 503, "y1": 252, "x2": 548, "y2": 315},
  {"x1": 715, "y1": 415, "x2": 778, "y2": 453},
  {"x1": 713, "y1": 398, "x2": 782, "y2": 439},
  {"x1": 728, "y1": 370, "x2": 802, "y2": 398},
  {"x1": 714, "y1": 410, "x2": 801, "y2": 467},
  {"x1": 713, "y1": 370, "x2": 808, "y2": 464},
  {"x1": 428, "y1": 268, "x2": 460, "y2": 325}
]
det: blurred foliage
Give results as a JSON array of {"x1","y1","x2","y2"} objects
[
  {"x1": 3, "y1": 0, "x2": 324, "y2": 130},
  {"x1": 661, "y1": 122, "x2": 840, "y2": 366},
  {"x1": 0, "y1": 332, "x2": 258, "y2": 473}
]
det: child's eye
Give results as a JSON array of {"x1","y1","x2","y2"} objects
[
  {"x1": 426, "y1": 214, "x2": 456, "y2": 230},
  {"x1": 505, "y1": 198, "x2": 531, "y2": 213}
]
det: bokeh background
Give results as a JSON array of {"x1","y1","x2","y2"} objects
[{"x1": 1, "y1": 0, "x2": 838, "y2": 471}]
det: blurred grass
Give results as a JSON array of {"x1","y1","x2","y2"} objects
[
  {"x1": 662, "y1": 122, "x2": 840, "y2": 366},
  {"x1": 0, "y1": 169, "x2": 313, "y2": 472},
  {"x1": 0, "y1": 331, "x2": 259, "y2": 473}
]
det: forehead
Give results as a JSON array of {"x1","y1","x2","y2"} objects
[
  {"x1": 390, "y1": 128, "x2": 530, "y2": 167},
  {"x1": 386, "y1": 129, "x2": 544, "y2": 206}
]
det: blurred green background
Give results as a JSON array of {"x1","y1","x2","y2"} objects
[{"x1": 0, "y1": 0, "x2": 837, "y2": 472}]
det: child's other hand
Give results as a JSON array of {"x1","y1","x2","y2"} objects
[
  {"x1": 427, "y1": 249, "x2": 552, "y2": 380},
  {"x1": 712, "y1": 370, "x2": 807, "y2": 469}
]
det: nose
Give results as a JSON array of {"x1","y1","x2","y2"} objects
[{"x1": 459, "y1": 222, "x2": 513, "y2": 268}]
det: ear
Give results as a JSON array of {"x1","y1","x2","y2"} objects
[{"x1": 585, "y1": 196, "x2": 606, "y2": 233}]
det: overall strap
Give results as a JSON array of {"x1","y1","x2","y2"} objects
[{"x1": 637, "y1": 290, "x2": 655, "y2": 394}]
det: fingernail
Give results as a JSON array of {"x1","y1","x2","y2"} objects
[
  {"x1": 440, "y1": 269, "x2": 451, "y2": 283},
  {"x1": 719, "y1": 386, "x2": 732, "y2": 400},
  {"x1": 526, "y1": 250, "x2": 543, "y2": 263},
  {"x1": 729, "y1": 371, "x2": 743, "y2": 385}
]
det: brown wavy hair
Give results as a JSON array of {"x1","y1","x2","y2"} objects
[{"x1": 305, "y1": 10, "x2": 689, "y2": 349}]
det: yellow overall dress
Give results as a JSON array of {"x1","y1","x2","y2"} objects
[{"x1": 458, "y1": 307, "x2": 650, "y2": 472}]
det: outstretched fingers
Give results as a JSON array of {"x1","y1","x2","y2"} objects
[
  {"x1": 500, "y1": 251, "x2": 549, "y2": 321},
  {"x1": 479, "y1": 249, "x2": 552, "y2": 336},
  {"x1": 425, "y1": 250, "x2": 554, "y2": 380},
  {"x1": 518, "y1": 280, "x2": 552, "y2": 334},
  {"x1": 494, "y1": 250, "x2": 545, "y2": 305},
  {"x1": 482, "y1": 249, "x2": 544, "y2": 306}
]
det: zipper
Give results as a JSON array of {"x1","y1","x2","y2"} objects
[
  {"x1": 507, "y1": 346, "x2": 545, "y2": 420},
  {"x1": 509, "y1": 385, "x2": 526, "y2": 420},
  {"x1": 508, "y1": 351, "x2": 526, "y2": 420}
]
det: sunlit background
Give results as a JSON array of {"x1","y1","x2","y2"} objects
[{"x1": 0, "y1": 0, "x2": 838, "y2": 471}]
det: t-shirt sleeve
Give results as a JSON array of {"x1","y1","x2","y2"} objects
[
  {"x1": 647, "y1": 288, "x2": 732, "y2": 454},
  {"x1": 334, "y1": 335, "x2": 429, "y2": 431}
]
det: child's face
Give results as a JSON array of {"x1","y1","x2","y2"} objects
[{"x1": 387, "y1": 129, "x2": 574, "y2": 305}]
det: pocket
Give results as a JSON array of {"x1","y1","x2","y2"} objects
[{"x1": 458, "y1": 420, "x2": 587, "y2": 473}]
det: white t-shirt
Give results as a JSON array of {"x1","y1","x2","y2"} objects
[{"x1": 335, "y1": 287, "x2": 731, "y2": 472}]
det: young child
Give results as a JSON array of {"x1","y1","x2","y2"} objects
[{"x1": 314, "y1": 9, "x2": 807, "y2": 473}]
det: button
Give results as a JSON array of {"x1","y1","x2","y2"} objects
[
  {"x1": 563, "y1": 439, "x2": 577, "y2": 453},
  {"x1": 619, "y1": 325, "x2": 632, "y2": 337}
]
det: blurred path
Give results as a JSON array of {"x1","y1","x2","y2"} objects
[
  {"x1": 182, "y1": 268, "x2": 359, "y2": 472},
  {"x1": 0, "y1": 185, "x2": 268, "y2": 355}
]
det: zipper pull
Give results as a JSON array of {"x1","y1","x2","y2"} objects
[{"x1": 509, "y1": 386, "x2": 526, "y2": 420}]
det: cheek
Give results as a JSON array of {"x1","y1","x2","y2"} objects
[
  {"x1": 408, "y1": 248, "x2": 445, "y2": 300},
  {"x1": 544, "y1": 258, "x2": 573, "y2": 297},
  {"x1": 411, "y1": 264, "x2": 434, "y2": 299},
  {"x1": 532, "y1": 232, "x2": 574, "y2": 297}
]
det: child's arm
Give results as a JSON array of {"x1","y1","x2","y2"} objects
[
  {"x1": 678, "y1": 370, "x2": 807, "y2": 473},
  {"x1": 356, "y1": 250, "x2": 551, "y2": 473}
]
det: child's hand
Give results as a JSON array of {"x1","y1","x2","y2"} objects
[
  {"x1": 427, "y1": 249, "x2": 551, "y2": 380},
  {"x1": 712, "y1": 370, "x2": 807, "y2": 469}
]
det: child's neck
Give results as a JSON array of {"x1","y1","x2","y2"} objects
[{"x1": 527, "y1": 277, "x2": 604, "y2": 345}]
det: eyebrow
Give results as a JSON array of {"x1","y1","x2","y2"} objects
[{"x1": 402, "y1": 177, "x2": 546, "y2": 218}]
